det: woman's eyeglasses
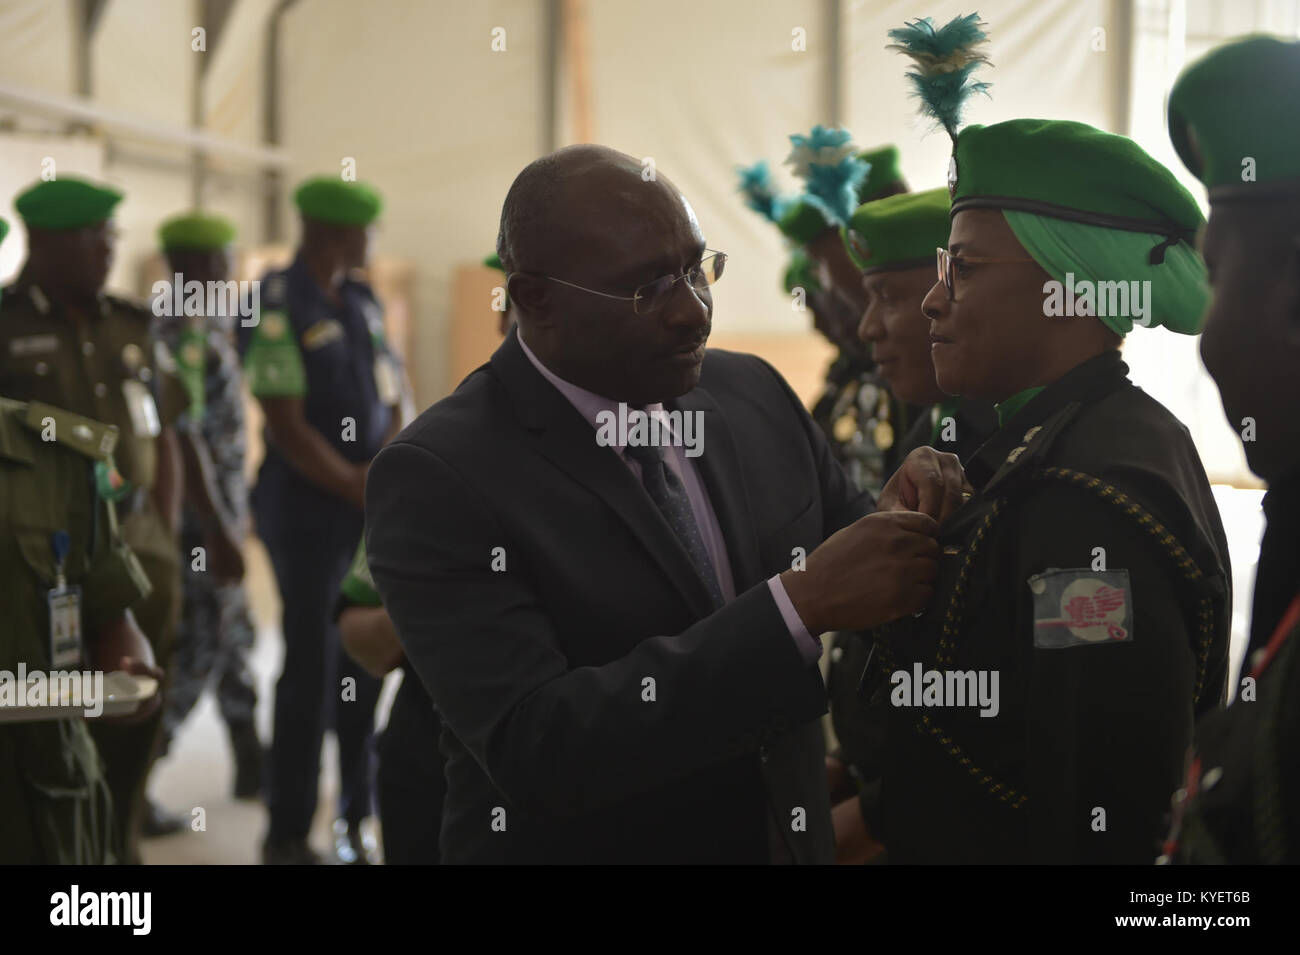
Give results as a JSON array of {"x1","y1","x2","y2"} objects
[{"x1": 936, "y1": 247, "x2": 1036, "y2": 301}]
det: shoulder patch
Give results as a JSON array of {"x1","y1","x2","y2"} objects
[
  {"x1": 1029, "y1": 568, "x2": 1133, "y2": 648},
  {"x1": 302, "y1": 318, "x2": 345, "y2": 350}
]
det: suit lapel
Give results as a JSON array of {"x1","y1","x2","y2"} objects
[{"x1": 491, "y1": 329, "x2": 716, "y2": 618}]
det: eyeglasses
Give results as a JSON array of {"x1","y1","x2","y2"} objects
[
  {"x1": 514, "y1": 250, "x2": 727, "y2": 315},
  {"x1": 936, "y1": 247, "x2": 1036, "y2": 301}
]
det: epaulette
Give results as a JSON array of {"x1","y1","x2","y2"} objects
[
  {"x1": 20, "y1": 400, "x2": 119, "y2": 461},
  {"x1": 102, "y1": 292, "x2": 153, "y2": 320}
]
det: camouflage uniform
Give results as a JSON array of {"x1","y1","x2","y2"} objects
[{"x1": 155, "y1": 316, "x2": 257, "y2": 746}]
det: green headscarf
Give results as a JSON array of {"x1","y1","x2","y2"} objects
[{"x1": 1002, "y1": 211, "x2": 1209, "y2": 337}]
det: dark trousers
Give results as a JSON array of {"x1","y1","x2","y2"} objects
[
  {"x1": 261, "y1": 517, "x2": 380, "y2": 842},
  {"x1": 90, "y1": 500, "x2": 179, "y2": 865}
]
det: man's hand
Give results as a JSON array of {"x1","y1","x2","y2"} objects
[
  {"x1": 878, "y1": 446, "x2": 972, "y2": 524},
  {"x1": 779, "y1": 510, "x2": 940, "y2": 633},
  {"x1": 826, "y1": 755, "x2": 853, "y2": 803},
  {"x1": 91, "y1": 611, "x2": 165, "y2": 724},
  {"x1": 832, "y1": 796, "x2": 885, "y2": 865}
]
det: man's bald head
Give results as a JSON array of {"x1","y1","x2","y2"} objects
[
  {"x1": 495, "y1": 144, "x2": 713, "y2": 405},
  {"x1": 497, "y1": 145, "x2": 687, "y2": 276}
]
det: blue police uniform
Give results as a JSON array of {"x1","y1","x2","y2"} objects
[{"x1": 238, "y1": 253, "x2": 399, "y2": 844}]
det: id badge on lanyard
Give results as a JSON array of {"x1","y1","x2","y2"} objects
[{"x1": 47, "y1": 531, "x2": 84, "y2": 669}]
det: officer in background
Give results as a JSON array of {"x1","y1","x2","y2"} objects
[
  {"x1": 0, "y1": 207, "x2": 163, "y2": 865},
  {"x1": 337, "y1": 540, "x2": 445, "y2": 864},
  {"x1": 845, "y1": 188, "x2": 997, "y2": 464},
  {"x1": 740, "y1": 142, "x2": 916, "y2": 496},
  {"x1": 0, "y1": 395, "x2": 166, "y2": 864},
  {"x1": 1162, "y1": 34, "x2": 1300, "y2": 864},
  {"x1": 783, "y1": 140, "x2": 916, "y2": 495},
  {"x1": 0, "y1": 178, "x2": 191, "y2": 864},
  {"x1": 239, "y1": 176, "x2": 401, "y2": 865},
  {"x1": 152, "y1": 212, "x2": 262, "y2": 802}
]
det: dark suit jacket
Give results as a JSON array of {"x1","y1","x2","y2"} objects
[{"x1": 364, "y1": 328, "x2": 873, "y2": 863}]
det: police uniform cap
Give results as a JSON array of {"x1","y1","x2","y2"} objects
[
  {"x1": 293, "y1": 177, "x2": 382, "y2": 226},
  {"x1": 15, "y1": 176, "x2": 123, "y2": 231}
]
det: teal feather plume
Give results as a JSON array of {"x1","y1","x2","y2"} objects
[
  {"x1": 887, "y1": 13, "x2": 992, "y2": 140},
  {"x1": 736, "y1": 161, "x2": 790, "y2": 223}
]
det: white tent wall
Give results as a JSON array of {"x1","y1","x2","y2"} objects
[
  {"x1": 90, "y1": 0, "x2": 196, "y2": 292},
  {"x1": 278, "y1": 0, "x2": 546, "y2": 405},
  {"x1": 0, "y1": 0, "x2": 77, "y2": 94},
  {"x1": 573, "y1": 0, "x2": 832, "y2": 339},
  {"x1": 846, "y1": 0, "x2": 1119, "y2": 193},
  {"x1": 199, "y1": 0, "x2": 280, "y2": 247}
]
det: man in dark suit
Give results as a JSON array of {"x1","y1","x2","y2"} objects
[{"x1": 365, "y1": 145, "x2": 965, "y2": 864}]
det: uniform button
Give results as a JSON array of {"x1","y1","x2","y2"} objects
[
  {"x1": 34, "y1": 361, "x2": 48, "y2": 376},
  {"x1": 1201, "y1": 766, "x2": 1224, "y2": 790},
  {"x1": 94, "y1": 382, "x2": 108, "y2": 397},
  {"x1": 831, "y1": 646, "x2": 844, "y2": 663},
  {"x1": 82, "y1": 341, "x2": 95, "y2": 356}
]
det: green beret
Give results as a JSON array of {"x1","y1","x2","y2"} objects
[
  {"x1": 949, "y1": 119, "x2": 1204, "y2": 260},
  {"x1": 1169, "y1": 35, "x2": 1300, "y2": 199},
  {"x1": 0, "y1": 216, "x2": 8, "y2": 245},
  {"x1": 777, "y1": 201, "x2": 833, "y2": 245},
  {"x1": 843, "y1": 188, "x2": 949, "y2": 274},
  {"x1": 778, "y1": 149, "x2": 901, "y2": 245},
  {"x1": 857, "y1": 146, "x2": 905, "y2": 202},
  {"x1": 15, "y1": 176, "x2": 122, "y2": 230},
  {"x1": 158, "y1": 212, "x2": 236, "y2": 251},
  {"x1": 782, "y1": 249, "x2": 821, "y2": 295},
  {"x1": 483, "y1": 253, "x2": 505, "y2": 273},
  {"x1": 293, "y1": 177, "x2": 382, "y2": 226}
]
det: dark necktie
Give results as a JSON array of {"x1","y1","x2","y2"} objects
[{"x1": 623, "y1": 442, "x2": 725, "y2": 609}]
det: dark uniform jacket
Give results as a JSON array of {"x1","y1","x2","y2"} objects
[
  {"x1": 827, "y1": 396, "x2": 997, "y2": 830},
  {"x1": 869, "y1": 351, "x2": 1231, "y2": 864},
  {"x1": 0, "y1": 285, "x2": 188, "y2": 497},
  {"x1": 1167, "y1": 480, "x2": 1300, "y2": 864},
  {"x1": 364, "y1": 328, "x2": 868, "y2": 864},
  {"x1": 237, "y1": 256, "x2": 396, "y2": 537}
]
